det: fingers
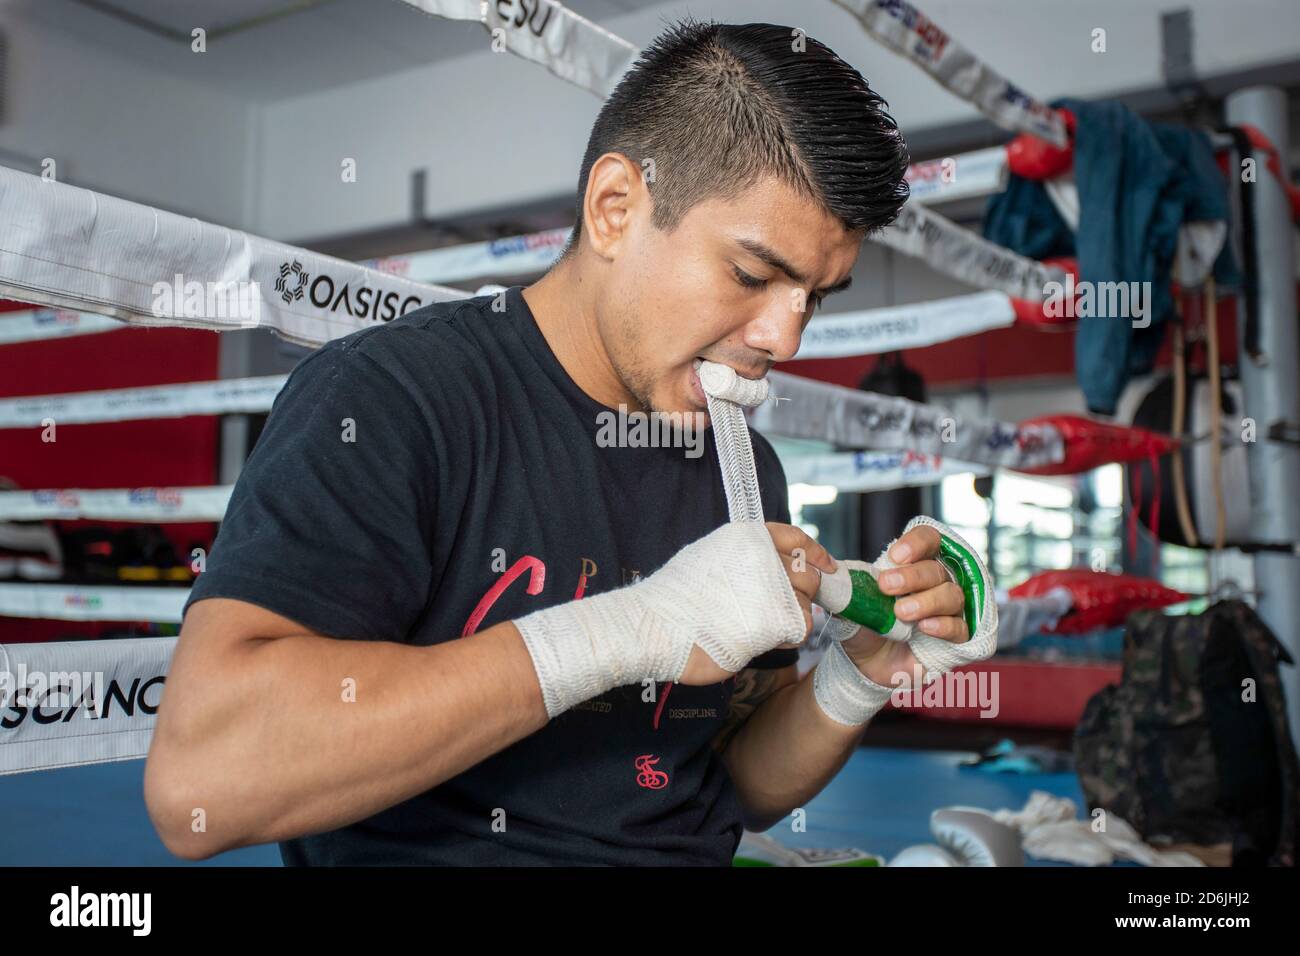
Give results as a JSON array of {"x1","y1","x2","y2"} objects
[
  {"x1": 911, "y1": 612, "x2": 968, "y2": 643},
  {"x1": 890, "y1": 579, "x2": 969, "y2": 643},
  {"x1": 887, "y1": 524, "x2": 941, "y2": 564},
  {"x1": 765, "y1": 521, "x2": 837, "y2": 574},
  {"x1": 780, "y1": 551, "x2": 822, "y2": 604},
  {"x1": 876, "y1": 559, "x2": 951, "y2": 597}
]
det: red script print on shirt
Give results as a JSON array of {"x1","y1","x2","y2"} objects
[
  {"x1": 461, "y1": 556, "x2": 546, "y2": 637},
  {"x1": 635, "y1": 754, "x2": 669, "y2": 790}
]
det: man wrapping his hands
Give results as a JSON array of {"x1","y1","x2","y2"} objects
[{"x1": 145, "y1": 18, "x2": 995, "y2": 866}]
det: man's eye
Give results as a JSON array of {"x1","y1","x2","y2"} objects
[
  {"x1": 732, "y1": 266, "x2": 767, "y2": 290},
  {"x1": 809, "y1": 294, "x2": 825, "y2": 311}
]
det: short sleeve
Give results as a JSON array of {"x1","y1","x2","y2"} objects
[
  {"x1": 185, "y1": 339, "x2": 440, "y2": 642},
  {"x1": 749, "y1": 429, "x2": 798, "y2": 670}
]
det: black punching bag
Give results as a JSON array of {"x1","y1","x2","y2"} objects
[{"x1": 857, "y1": 352, "x2": 927, "y2": 559}]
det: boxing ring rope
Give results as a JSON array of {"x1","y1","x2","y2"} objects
[
  {"x1": 829, "y1": 0, "x2": 1068, "y2": 146},
  {"x1": 0, "y1": 163, "x2": 1071, "y2": 470},
  {"x1": 0, "y1": 308, "x2": 123, "y2": 345},
  {"x1": 0, "y1": 487, "x2": 232, "y2": 523},
  {"x1": 0, "y1": 374, "x2": 288, "y2": 428}
]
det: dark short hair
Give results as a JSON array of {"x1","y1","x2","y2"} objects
[{"x1": 561, "y1": 18, "x2": 910, "y2": 258}]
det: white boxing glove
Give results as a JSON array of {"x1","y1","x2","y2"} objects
[
  {"x1": 887, "y1": 844, "x2": 963, "y2": 867},
  {"x1": 514, "y1": 521, "x2": 806, "y2": 718},
  {"x1": 889, "y1": 808, "x2": 1025, "y2": 866},
  {"x1": 930, "y1": 808, "x2": 1025, "y2": 866}
]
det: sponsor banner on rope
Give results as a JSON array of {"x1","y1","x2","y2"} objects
[
  {"x1": 904, "y1": 147, "x2": 1009, "y2": 205},
  {"x1": 782, "y1": 449, "x2": 989, "y2": 492},
  {"x1": 879, "y1": 202, "x2": 1067, "y2": 302},
  {"x1": 0, "y1": 637, "x2": 174, "y2": 774},
  {"x1": 396, "y1": 0, "x2": 638, "y2": 98},
  {"x1": 0, "y1": 308, "x2": 121, "y2": 345},
  {"x1": 0, "y1": 166, "x2": 462, "y2": 348},
  {"x1": 0, "y1": 375, "x2": 286, "y2": 428},
  {"x1": 368, "y1": 228, "x2": 570, "y2": 284},
  {"x1": 0, "y1": 487, "x2": 232, "y2": 522},
  {"x1": 752, "y1": 371, "x2": 1065, "y2": 470},
  {"x1": 795, "y1": 291, "x2": 1014, "y2": 359},
  {"x1": 832, "y1": 0, "x2": 1068, "y2": 147},
  {"x1": 0, "y1": 583, "x2": 187, "y2": 622}
]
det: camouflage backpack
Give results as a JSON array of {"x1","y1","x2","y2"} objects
[{"x1": 1074, "y1": 599, "x2": 1299, "y2": 866}]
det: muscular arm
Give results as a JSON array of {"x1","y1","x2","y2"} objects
[
  {"x1": 712, "y1": 658, "x2": 874, "y2": 832},
  {"x1": 144, "y1": 598, "x2": 549, "y2": 859}
]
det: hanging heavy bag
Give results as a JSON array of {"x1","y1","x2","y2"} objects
[{"x1": 1074, "y1": 599, "x2": 1298, "y2": 866}]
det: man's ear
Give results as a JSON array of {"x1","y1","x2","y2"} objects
[{"x1": 581, "y1": 152, "x2": 646, "y2": 260}]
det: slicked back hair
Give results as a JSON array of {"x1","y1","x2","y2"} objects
[{"x1": 561, "y1": 18, "x2": 910, "y2": 259}]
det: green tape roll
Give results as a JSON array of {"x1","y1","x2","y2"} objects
[
  {"x1": 833, "y1": 532, "x2": 986, "y2": 639},
  {"x1": 840, "y1": 567, "x2": 896, "y2": 634}
]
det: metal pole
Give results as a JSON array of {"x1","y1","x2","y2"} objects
[{"x1": 1224, "y1": 87, "x2": 1300, "y2": 746}]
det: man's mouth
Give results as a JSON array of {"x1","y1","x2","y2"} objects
[{"x1": 690, "y1": 357, "x2": 769, "y2": 410}]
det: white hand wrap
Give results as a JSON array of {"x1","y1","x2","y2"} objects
[
  {"x1": 812, "y1": 516, "x2": 998, "y2": 725},
  {"x1": 824, "y1": 516, "x2": 998, "y2": 672},
  {"x1": 812, "y1": 633, "x2": 894, "y2": 727},
  {"x1": 514, "y1": 521, "x2": 806, "y2": 718},
  {"x1": 897, "y1": 517, "x2": 998, "y2": 677}
]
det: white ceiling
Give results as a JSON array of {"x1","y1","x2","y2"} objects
[{"x1": 20, "y1": 0, "x2": 652, "y2": 101}]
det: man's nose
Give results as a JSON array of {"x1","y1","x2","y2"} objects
[{"x1": 742, "y1": 293, "x2": 806, "y2": 363}]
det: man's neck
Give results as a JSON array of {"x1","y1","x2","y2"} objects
[{"x1": 523, "y1": 265, "x2": 641, "y2": 412}]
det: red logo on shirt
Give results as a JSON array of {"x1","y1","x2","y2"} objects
[
  {"x1": 461, "y1": 555, "x2": 546, "y2": 636},
  {"x1": 634, "y1": 754, "x2": 669, "y2": 790}
]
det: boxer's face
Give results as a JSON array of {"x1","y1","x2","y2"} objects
[{"x1": 600, "y1": 174, "x2": 862, "y2": 418}]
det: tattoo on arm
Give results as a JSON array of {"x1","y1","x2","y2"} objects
[{"x1": 710, "y1": 666, "x2": 796, "y2": 754}]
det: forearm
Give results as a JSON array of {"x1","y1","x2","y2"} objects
[
  {"x1": 146, "y1": 619, "x2": 546, "y2": 857},
  {"x1": 720, "y1": 668, "x2": 874, "y2": 832}
]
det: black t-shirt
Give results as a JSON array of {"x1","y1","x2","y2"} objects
[{"x1": 185, "y1": 285, "x2": 797, "y2": 866}]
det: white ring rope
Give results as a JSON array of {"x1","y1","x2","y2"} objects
[
  {"x1": 754, "y1": 371, "x2": 1065, "y2": 471},
  {"x1": 0, "y1": 374, "x2": 286, "y2": 428},
  {"x1": 0, "y1": 487, "x2": 232, "y2": 522},
  {"x1": 782, "y1": 450, "x2": 989, "y2": 492},
  {"x1": 829, "y1": 0, "x2": 1069, "y2": 147}
]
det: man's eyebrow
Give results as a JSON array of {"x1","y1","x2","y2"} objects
[{"x1": 732, "y1": 236, "x2": 853, "y2": 296}]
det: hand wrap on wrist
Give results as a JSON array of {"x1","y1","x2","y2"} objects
[
  {"x1": 515, "y1": 521, "x2": 805, "y2": 718},
  {"x1": 812, "y1": 636, "x2": 895, "y2": 726}
]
